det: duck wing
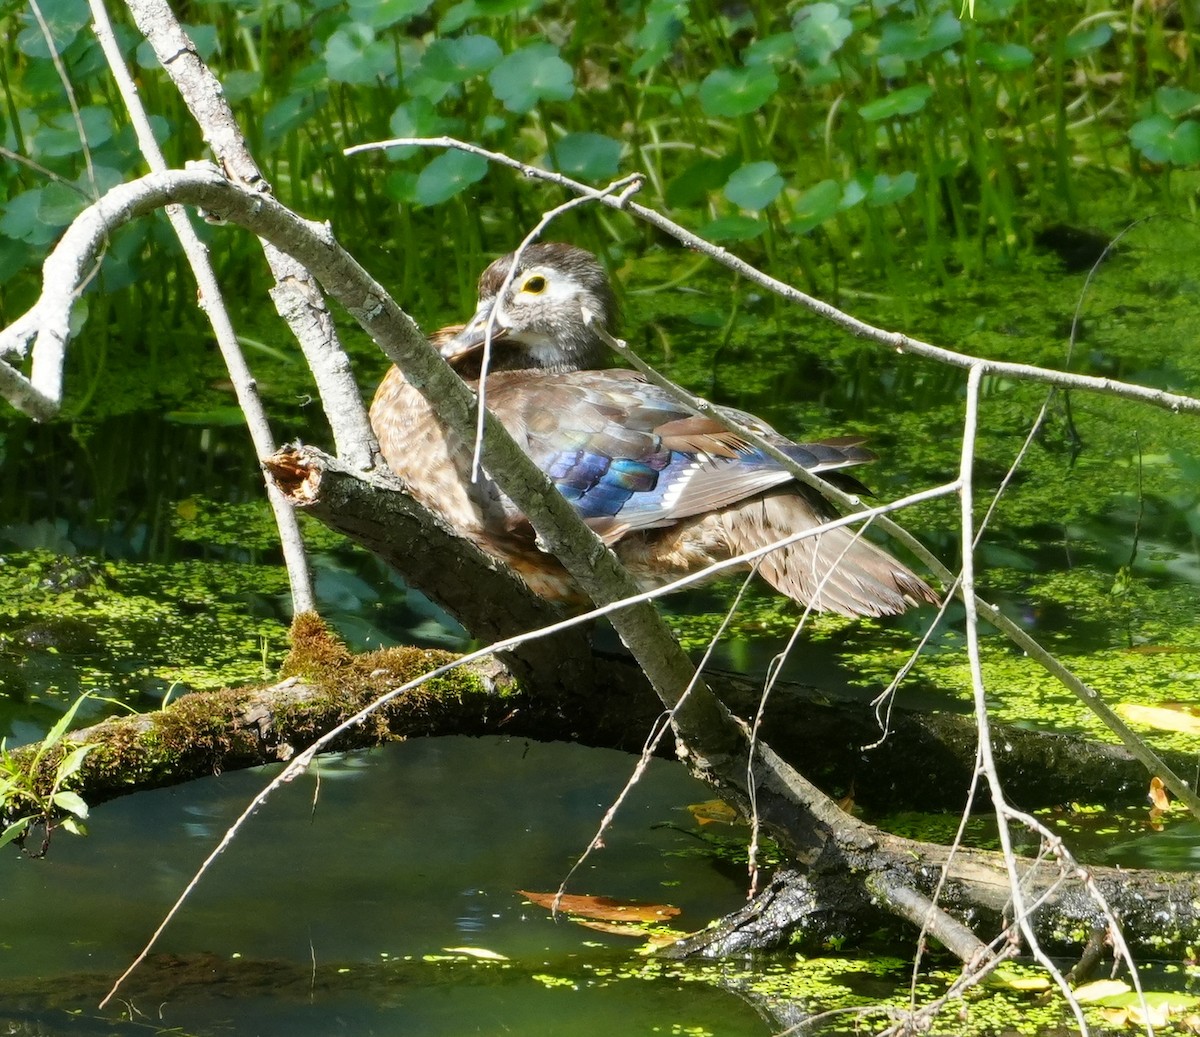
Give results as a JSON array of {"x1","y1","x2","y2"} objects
[{"x1": 484, "y1": 369, "x2": 875, "y2": 541}]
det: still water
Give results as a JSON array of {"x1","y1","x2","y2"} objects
[{"x1": 0, "y1": 736, "x2": 770, "y2": 1035}]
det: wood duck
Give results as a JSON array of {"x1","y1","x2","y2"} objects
[{"x1": 371, "y1": 243, "x2": 937, "y2": 617}]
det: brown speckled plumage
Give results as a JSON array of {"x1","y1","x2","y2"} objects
[{"x1": 371, "y1": 245, "x2": 938, "y2": 616}]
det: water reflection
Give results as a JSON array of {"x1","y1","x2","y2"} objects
[
  {"x1": 454, "y1": 887, "x2": 492, "y2": 936},
  {"x1": 0, "y1": 736, "x2": 766, "y2": 1035}
]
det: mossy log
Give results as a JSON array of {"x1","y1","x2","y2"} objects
[{"x1": 6, "y1": 613, "x2": 1169, "y2": 816}]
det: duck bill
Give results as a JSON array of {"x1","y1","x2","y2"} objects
[{"x1": 439, "y1": 300, "x2": 509, "y2": 362}]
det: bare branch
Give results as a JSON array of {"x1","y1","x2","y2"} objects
[
  {"x1": 88, "y1": 0, "x2": 315, "y2": 613},
  {"x1": 958, "y1": 365, "x2": 1090, "y2": 1033},
  {"x1": 126, "y1": 0, "x2": 378, "y2": 472}
]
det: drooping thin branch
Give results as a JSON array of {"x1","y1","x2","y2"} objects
[
  {"x1": 906, "y1": 743, "x2": 986, "y2": 1020},
  {"x1": 552, "y1": 569, "x2": 760, "y2": 912},
  {"x1": 958, "y1": 365, "x2": 1089, "y2": 1035}
]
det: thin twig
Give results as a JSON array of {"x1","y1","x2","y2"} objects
[
  {"x1": 552, "y1": 568, "x2": 757, "y2": 913},
  {"x1": 87, "y1": 0, "x2": 316, "y2": 614},
  {"x1": 351, "y1": 137, "x2": 1200, "y2": 417},
  {"x1": 958, "y1": 365, "x2": 1090, "y2": 1035}
]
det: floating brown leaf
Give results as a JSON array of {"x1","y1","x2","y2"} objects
[
  {"x1": 518, "y1": 890, "x2": 680, "y2": 924},
  {"x1": 687, "y1": 799, "x2": 740, "y2": 825},
  {"x1": 1149, "y1": 776, "x2": 1171, "y2": 812},
  {"x1": 1117, "y1": 703, "x2": 1200, "y2": 737}
]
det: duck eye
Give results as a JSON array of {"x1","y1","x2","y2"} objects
[{"x1": 521, "y1": 274, "x2": 547, "y2": 294}]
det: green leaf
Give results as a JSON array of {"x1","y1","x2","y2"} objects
[
  {"x1": 664, "y1": 155, "x2": 740, "y2": 208},
  {"x1": 438, "y1": 1, "x2": 480, "y2": 33},
  {"x1": 33, "y1": 693, "x2": 91, "y2": 771},
  {"x1": 1064, "y1": 22, "x2": 1112, "y2": 59},
  {"x1": 55, "y1": 744, "x2": 97, "y2": 784},
  {"x1": 788, "y1": 178, "x2": 841, "y2": 234},
  {"x1": 324, "y1": 24, "x2": 396, "y2": 84},
  {"x1": 263, "y1": 89, "x2": 327, "y2": 142},
  {"x1": 52, "y1": 790, "x2": 89, "y2": 820},
  {"x1": 698, "y1": 215, "x2": 765, "y2": 242},
  {"x1": 1156, "y1": 86, "x2": 1200, "y2": 119},
  {"x1": 413, "y1": 150, "x2": 489, "y2": 205},
  {"x1": 348, "y1": 0, "x2": 434, "y2": 30},
  {"x1": 59, "y1": 817, "x2": 87, "y2": 837},
  {"x1": 1130, "y1": 115, "x2": 1200, "y2": 165},
  {"x1": 488, "y1": 43, "x2": 574, "y2": 113},
  {"x1": 859, "y1": 85, "x2": 932, "y2": 122},
  {"x1": 222, "y1": 70, "x2": 263, "y2": 104},
  {"x1": 877, "y1": 10, "x2": 962, "y2": 64},
  {"x1": 723, "y1": 161, "x2": 784, "y2": 210},
  {"x1": 387, "y1": 98, "x2": 455, "y2": 157},
  {"x1": 422, "y1": 35, "x2": 502, "y2": 82},
  {"x1": 186, "y1": 24, "x2": 220, "y2": 60},
  {"x1": 17, "y1": 0, "x2": 89, "y2": 58},
  {"x1": 792, "y1": 2, "x2": 853, "y2": 66},
  {"x1": 384, "y1": 170, "x2": 419, "y2": 202},
  {"x1": 549, "y1": 133, "x2": 621, "y2": 180},
  {"x1": 698, "y1": 65, "x2": 778, "y2": 117},
  {"x1": 32, "y1": 107, "x2": 114, "y2": 159},
  {"x1": 840, "y1": 177, "x2": 867, "y2": 210},
  {"x1": 631, "y1": 0, "x2": 687, "y2": 74},
  {"x1": 37, "y1": 182, "x2": 88, "y2": 227},
  {"x1": 866, "y1": 170, "x2": 918, "y2": 206},
  {"x1": 0, "y1": 817, "x2": 31, "y2": 849},
  {"x1": 976, "y1": 42, "x2": 1033, "y2": 72},
  {"x1": 405, "y1": 65, "x2": 455, "y2": 105},
  {"x1": 744, "y1": 32, "x2": 797, "y2": 67},
  {"x1": 1, "y1": 190, "x2": 54, "y2": 245}
]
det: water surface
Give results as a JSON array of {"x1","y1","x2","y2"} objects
[{"x1": 0, "y1": 736, "x2": 769, "y2": 1035}]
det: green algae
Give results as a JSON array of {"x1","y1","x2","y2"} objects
[
  {"x1": 173, "y1": 493, "x2": 350, "y2": 553},
  {"x1": 0, "y1": 549, "x2": 291, "y2": 708},
  {"x1": 549, "y1": 950, "x2": 1194, "y2": 1035}
]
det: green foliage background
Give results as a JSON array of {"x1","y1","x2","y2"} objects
[{"x1": 4, "y1": 0, "x2": 1200, "y2": 380}]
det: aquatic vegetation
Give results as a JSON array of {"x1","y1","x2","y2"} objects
[
  {"x1": 3, "y1": 0, "x2": 1199, "y2": 382},
  {"x1": 0, "y1": 691, "x2": 94, "y2": 855},
  {"x1": 0, "y1": 550, "x2": 291, "y2": 711}
]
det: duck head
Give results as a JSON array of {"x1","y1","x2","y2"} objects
[{"x1": 440, "y1": 242, "x2": 618, "y2": 373}]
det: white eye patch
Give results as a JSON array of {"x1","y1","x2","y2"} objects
[{"x1": 512, "y1": 266, "x2": 581, "y2": 306}]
